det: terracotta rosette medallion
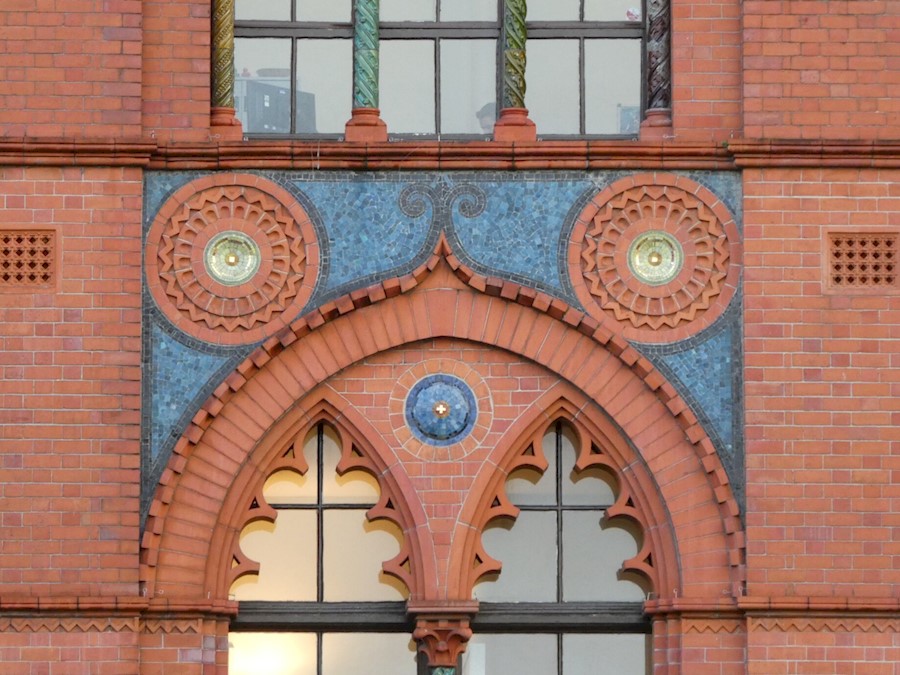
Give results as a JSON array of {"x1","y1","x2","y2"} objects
[
  {"x1": 569, "y1": 174, "x2": 741, "y2": 342},
  {"x1": 390, "y1": 360, "x2": 492, "y2": 462},
  {"x1": 145, "y1": 174, "x2": 319, "y2": 345}
]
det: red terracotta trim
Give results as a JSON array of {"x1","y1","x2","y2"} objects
[
  {"x1": 738, "y1": 596, "x2": 900, "y2": 613},
  {"x1": 0, "y1": 137, "x2": 155, "y2": 166},
  {"x1": 729, "y1": 139, "x2": 900, "y2": 168},
  {"x1": 0, "y1": 137, "x2": 897, "y2": 169}
]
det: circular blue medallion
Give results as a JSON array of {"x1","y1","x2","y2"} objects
[{"x1": 405, "y1": 374, "x2": 477, "y2": 446}]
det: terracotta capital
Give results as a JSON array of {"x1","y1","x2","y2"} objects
[{"x1": 409, "y1": 600, "x2": 479, "y2": 669}]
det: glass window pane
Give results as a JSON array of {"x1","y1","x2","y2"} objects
[
  {"x1": 296, "y1": 39, "x2": 352, "y2": 134},
  {"x1": 560, "y1": 426, "x2": 616, "y2": 505},
  {"x1": 528, "y1": 0, "x2": 578, "y2": 21},
  {"x1": 584, "y1": 0, "x2": 643, "y2": 22},
  {"x1": 320, "y1": 425, "x2": 380, "y2": 504},
  {"x1": 562, "y1": 511, "x2": 645, "y2": 601},
  {"x1": 381, "y1": 40, "x2": 436, "y2": 134},
  {"x1": 474, "y1": 511, "x2": 557, "y2": 601},
  {"x1": 297, "y1": 0, "x2": 351, "y2": 22},
  {"x1": 440, "y1": 40, "x2": 496, "y2": 135},
  {"x1": 323, "y1": 634, "x2": 418, "y2": 673},
  {"x1": 525, "y1": 39, "x2": 580, "y2": 135},
  {"x1": 234, "y1": 39, "x2": 292, "y2": 134},
  {"x1": 462, "y1": 634, "x2": 557, "y2": 675},
  {"x1": 585, "y1": 39, "x2": 642, "y2": 135},
  {"x1": 441, "y1": 0, "x2": 497, "y2": 21},
  {"x1": 264, "y1": 468, "x2": 316, "y2": 505},
  {"x1": 563, "y1": 634, "x2": 650, "y2": 675},
  {"x1": 505, "y1": 431, "x2": 557, "y2": 506},
  {"x1": 236, "y1": 0, "x2": 290, "y2": 21},
  {"x1": 323, "y1": 510, "x2": 408, "y2": 601},
  {"x1": 231, "y1": 511, "x2": 317, "y2": 601},
  {"x1": 229, "y1": 632, "x2": 317, "y2": 675},
  {"x1": 381, "y1": 0, "x2": 436, "y2": 21}
]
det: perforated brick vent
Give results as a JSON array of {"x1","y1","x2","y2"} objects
[
  {"x1": 829, "y1": 234, "x2": 897, "y2": 288},
  {"x1": 0, "y1": 230, "x2": 55, "y2": 286}
]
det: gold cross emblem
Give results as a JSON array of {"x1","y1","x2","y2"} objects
[{"x1": 432, "y1": 401, "x2": 450, "y2": 418}]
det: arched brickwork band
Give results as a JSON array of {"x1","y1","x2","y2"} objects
[
  {"x1": 145, "y1": 174, "x2": 320, "y2": 346},
  {"x1": 569, "y1": 174, "x2": 741, "y2": 343},
  {"x1": 142, "y1": 240, "x2": 743, "y2": 607}
]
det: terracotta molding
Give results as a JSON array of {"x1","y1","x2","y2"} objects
[
  {"x1": 1, "y1": 137, "x2": 898, "y2": 169},
  {"x1": 729, "y1": 139, "x2": 900, "y2": 168},
  {"x1": 0, "y1": 137, "x2": 156, "y2": 166},
  {"x1": 645, "y1": 597, "x2": 742, "y2": 617},
  {"x1": 739, "y1": 596, "x2": 900, "y2": 613},
  {"x1": 146, "y1": 139, "x2": 734, "y2": 170},
  {"x1": 0, "y1": 596, "x2": 148, "y2": 612}
]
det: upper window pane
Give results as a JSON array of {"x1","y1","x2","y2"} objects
[
  {"x1": 236, "y1": 0, "x2": 290, "y2": 21},
  {"x1": 232, "y1": 511, "x2": 318, "y2": 601},
  {"x1": 584, "y1": 0, "x2": 643, "y2": 22},
  {"x1": 323, "y1": 510, "x2": 407, "y2": 601},
  {"x1": 234, "y1": 38, "x2": 292, "y2": 134},
  {"x1": 525, "y1": 39, "x2": 580, "y2": 135},
  {"x1": 584, "y1": 39, "x2": 642, "y2": 135},
  {"x1": 474, "y1": 511, "x2": 557, "y2": 602},
  {"x1": 381, "y1": 40, "x2": 436, "y2": 134},
  {"x1": 296, "y1": 0, "x2": 352, "y2": 22},
  {"x1": 441, "y1": 0, "x2": 498, "y2": 21},
  {"x1": 440, "y1": 40, "x2": 496, "y2": 135},
  {"x1": 381, "y1": 0, "x2": 436, "y2": 21},
  {"x1": 561, "y1": 512, "x2": 644, "y2": 601},
  {"x1": 528, "y1": 0, "x2": 579, "y2": 21}
]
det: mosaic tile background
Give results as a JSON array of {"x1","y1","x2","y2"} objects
[
  {"x1": 142, "y1": 170, "x2": 744, "y2": 522},
  {"x1": 634, "y1": 297, "x2": 745, "y2": 509}
]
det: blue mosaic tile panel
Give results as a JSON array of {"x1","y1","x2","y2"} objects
[
  {"x1": 147, "y1": 321, "x2": 231, "y2": 464},
  {"x1": 633, "y1": 296, "x2": 744, "y2": 508},
  {"x1": 450, "y1": 177, "x2": 594, "y2": 293},
  {"x1": 293, "y1": 178, "x2": 433, "y2": 294}
]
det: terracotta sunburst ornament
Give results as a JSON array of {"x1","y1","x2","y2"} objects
[
  {"x1": 146, "y1": 174, "x2": 319, "y2": 345},
  {"x1": 570, "y1": 174, "x2": 741, "y2": 342}
]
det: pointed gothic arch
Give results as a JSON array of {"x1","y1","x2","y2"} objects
[{"x1": 141, "y1": 241, "x2": 743, "y2": 632}]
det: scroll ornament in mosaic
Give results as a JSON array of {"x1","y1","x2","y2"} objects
[
  {"x1": 145, "y1": 175, "x2": 319, "y2": 345},
  {"x1": 570, "y1": 175, "x2": 741, "y2": 342}
]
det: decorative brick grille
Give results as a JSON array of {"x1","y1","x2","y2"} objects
[
  {"x1": 829, "y1": 234, "x2": 897, "y2": 288},
  {"x1": 0, "y1": 230, "x2": 55, "y2": 286}
]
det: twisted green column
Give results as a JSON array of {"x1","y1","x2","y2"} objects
[
  {"x1": 211, "y1": 0, "x2": 235, "y2": 110},
  {"x1": 502, "y1": 0, "x2": 527, "y2": 109},
  {"x1": 353, "y1": 0, "x2": 380, "y2": 109},
  {"x1": 210, "y1": 0, "x2": 242, "y2": 136},
  {"x1": 495, "y1": 0, "x2": 535, "y2": 140}
]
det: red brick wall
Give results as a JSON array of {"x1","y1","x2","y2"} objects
[
  {"x1": 672, "y1": 0, "x2": 743, "y2": 141},
  {"x1": 0, "y1": 1, "x2": 143, "y2": 138},
  {"x1": 141, "y1": 0, "x2": 212, "y2": 141},
  {"x1": 743, "y1": 1, "x2": 900, "y2": 139},
  {"x1": 744, "y1": 167, "x2": 900, "y2": 669},
  {"x1": 0, "y1": 167, "x2": 143, "y2": 597}
]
